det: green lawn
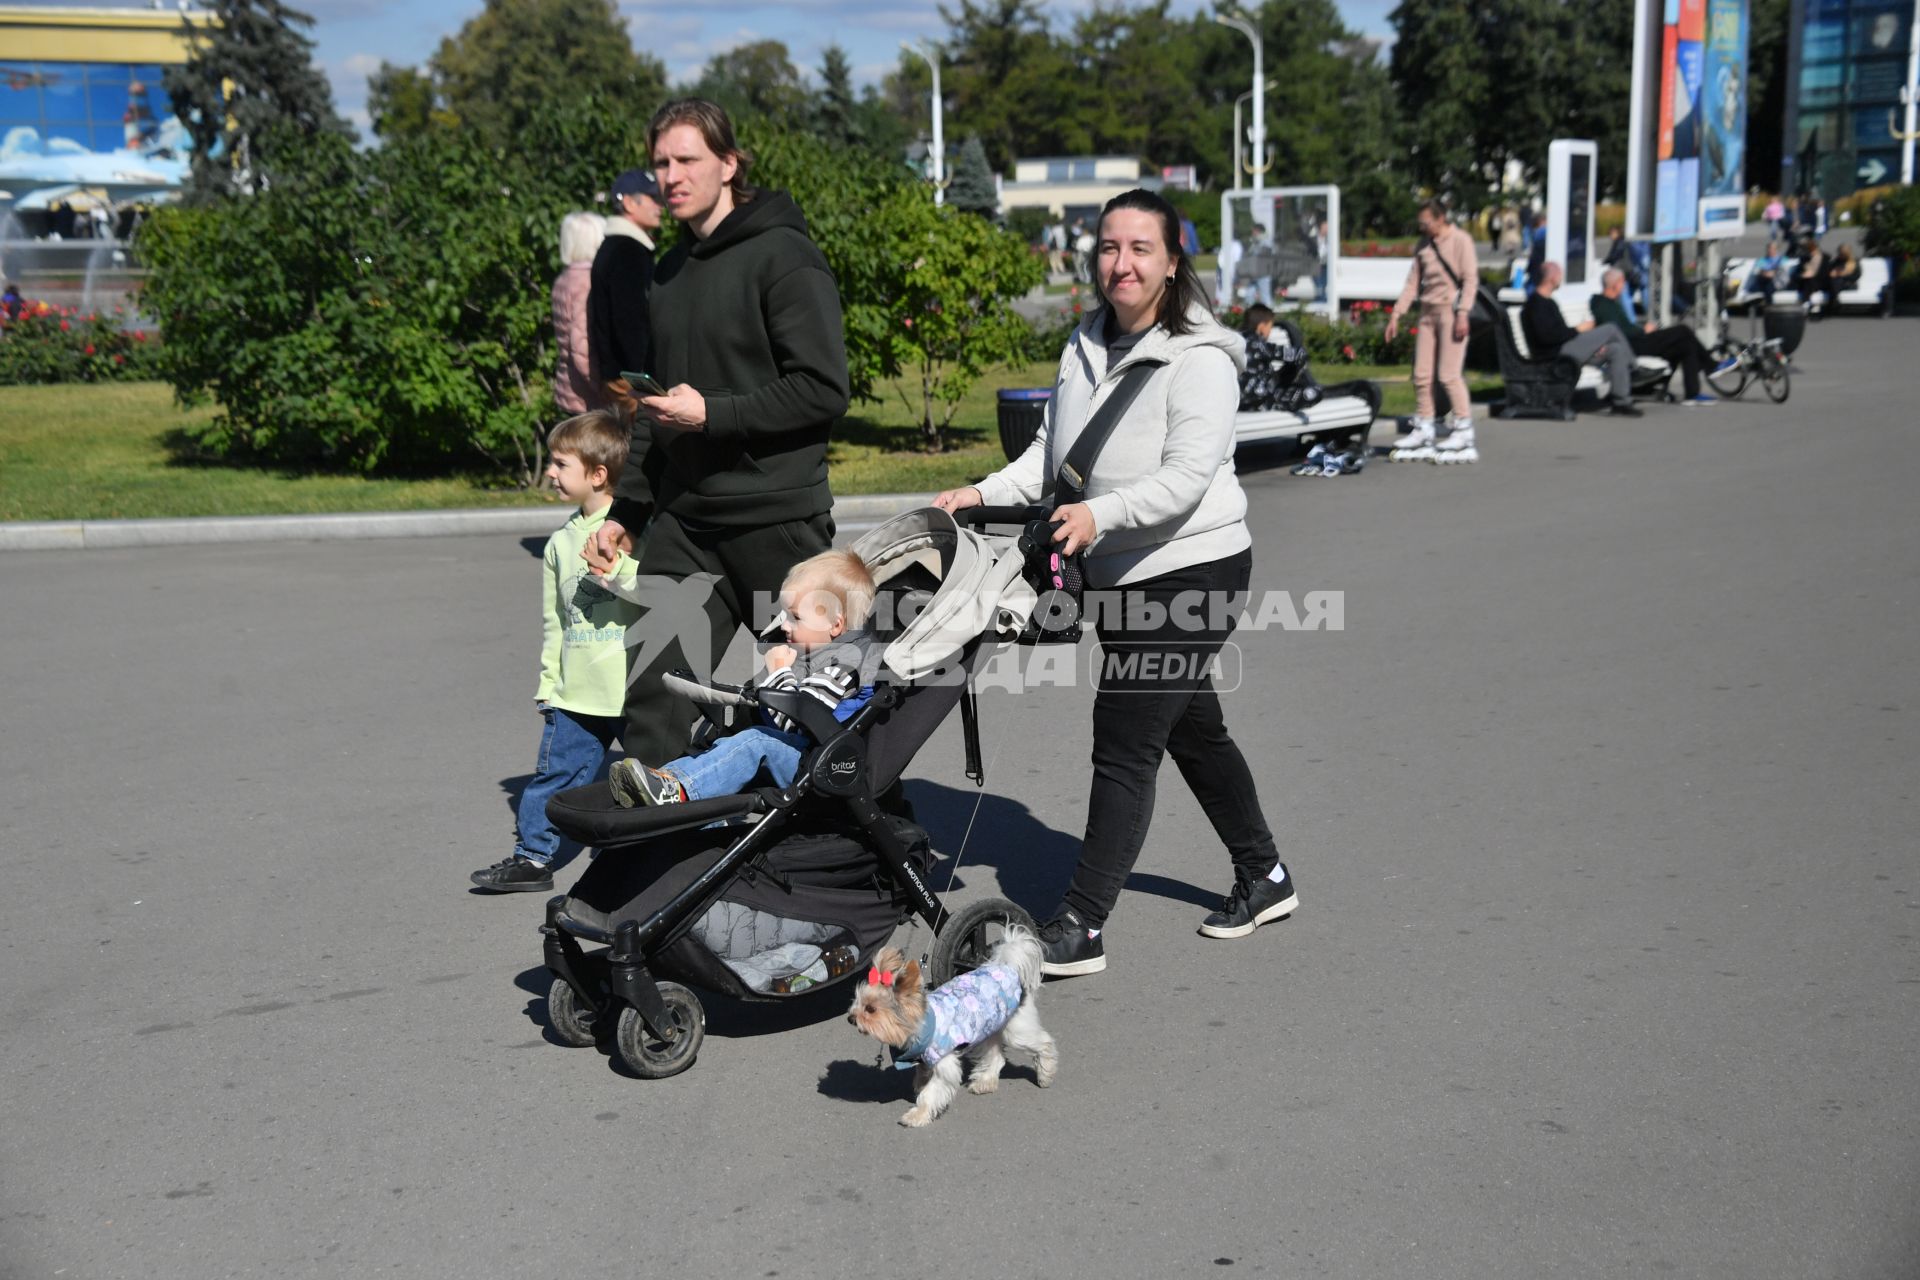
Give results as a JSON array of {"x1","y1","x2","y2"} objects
[
  {"x1": 0, "y1": 383, "x2": 566, "y2": 522},
  {"x1": 0, "y1": 360, "x2": 1500, "y2": 522},
  {"x1": 0, "y1": 372, "x2": 1060, "y2": 522}
]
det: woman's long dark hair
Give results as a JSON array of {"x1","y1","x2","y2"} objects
[{"x1": 1093, "y1": 188, "x2": 1210, "y2": 336}]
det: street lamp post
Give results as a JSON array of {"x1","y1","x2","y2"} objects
[
  {"x1": 1901, "y1": 0, "x2": 1919, "y2": 183},
  {"x1": 1231, "y1": 79, "x2": 1278, "y2": 191},
  {"x1": 902, "y1": 40, "x2": 945, "y2": 204},
  {"x1": 1216, "y1": 10, "x2": 1265, "y2": 200}
]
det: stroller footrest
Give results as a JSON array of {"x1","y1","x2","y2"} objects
[{"x1": 547, "y1": 781, "x2": 762, "y2": 847}]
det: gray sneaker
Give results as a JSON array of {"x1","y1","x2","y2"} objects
[{"x1": 608, "y1": 759, "x2": 686, "y2": 808}]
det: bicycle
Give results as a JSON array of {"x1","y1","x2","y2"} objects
[{"x1": 1706, "y1": 265, "x2": 1790, "y2": 403}]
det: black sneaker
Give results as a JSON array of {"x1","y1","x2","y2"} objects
[
  {"x1": 1198, "y1": 867, "x2": 1299, "y2": 939},
  {"x1": 1607, "y1": 400, "x2": 1645, "y2": 417},
  {"x1": 1037, "y1": 908, "x2": 1107, "y2": 977},
  {"x1": 469, "y1": 855, "x2": 555, "y2": 893}
]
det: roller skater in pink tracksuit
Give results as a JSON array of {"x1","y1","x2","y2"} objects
[{"x1": 1385, "y1": 199, "x2": 1480, "y2": 463}]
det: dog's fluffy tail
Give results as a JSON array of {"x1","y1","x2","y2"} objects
[{"x1": 992, "y1": 924, "x2": 1045, "y2": 998}]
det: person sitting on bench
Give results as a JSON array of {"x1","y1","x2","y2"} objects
[
  {"x1": 1521, "y1": 262, "x2": 1642, "y2": 417},
  {"x1": 1818, "y1": 244, "x2": 1861, "y2": 303},
  {"x1": 1591, "y1": 269, "x2": 1717, "y2": 406},
  {"x1": 1748, "y1": 240, "x2": 1785, "y2": 304},
  {"x1": 1793, "y1": 241, "x2": 1827, "y2": 303}
]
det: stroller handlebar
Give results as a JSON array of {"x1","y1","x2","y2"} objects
[{"x1": 953, "y1": 504, "x2": 1049, "y2": 528}]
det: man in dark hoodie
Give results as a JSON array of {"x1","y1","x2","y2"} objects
[
  {"x1": 586, "y1": 167, "x2": 663, "y2": 397},
  {"x1": 586, "y1": 98, "x2": 850, "y2": 766}
]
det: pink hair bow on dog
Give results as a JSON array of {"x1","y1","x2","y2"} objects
[{"x1": 867, "y1": 966, "x2": 895, "y2": 986}]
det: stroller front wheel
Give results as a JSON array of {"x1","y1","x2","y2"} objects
[
  {"x1": 614, "y1": 984, "x2": 706, "y2": 1079},
  {"x1": 547, "y1": 977, "x2": 601, "y2": 1048},
  {"x1": 930, "y1": 897, "x2": 1038, "y2": 987}
]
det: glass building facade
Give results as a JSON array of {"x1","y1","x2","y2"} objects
[
  {"x1": 0, "y1": 60, "x2": 176, "y2": 155},
  {"x1": 1782, "y1": 0, "x2": 1913, "y2": 197}
]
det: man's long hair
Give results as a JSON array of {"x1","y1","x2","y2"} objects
[{"x1": 647, "y1": 98, "x2": 755, "y2": 205}]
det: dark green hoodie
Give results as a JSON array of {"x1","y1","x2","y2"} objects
[{"x1": 610, "y1": 190, "x2": 849, "y2": 530}]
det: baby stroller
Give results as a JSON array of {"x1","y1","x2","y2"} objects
[{"x1": 539, "y1": 507, "x2": 1052, "y2": 1079}]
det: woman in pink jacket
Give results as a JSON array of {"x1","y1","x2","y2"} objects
[
  {"x1": 551, "y1": 211, "x2": 607, "y2": 414},
  {"x1": 1384, "y1": 199, "x2": 1480, "y2": 463}
]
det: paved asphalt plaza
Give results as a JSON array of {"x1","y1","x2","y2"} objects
[{"x1": 4, "y1": 316, "x2": 1918, "y2": 1279}]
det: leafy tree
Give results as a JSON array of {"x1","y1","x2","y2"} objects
[
  {"x1": 1388, "y1": 0, "x2": 1488, "y2": 198},
  {"x1": 918, "y1": 0, "x2": 1088, "y2": 170},
  {"x1": 878, "y1": 192, "x2": 1045, "y2": 449},
  {"x1": 1004, "y1": 205, "x2": 1052, "y2": 246},
  {"x1": 1392, "y1": 0, "x2": 1637, "y2": 207},
  {"x1": 1070, "y1": 2, "x2": 1205, "y2": 174},
  {"x1": 163, "y1": 0, "x2": 351, "y2": 201},
  {"x1": 1864, "y1": 184, "x2": 1920, "y2": 261},
  {"x1": 140, "y1": 127, "x2": 574, "y2": 482},
  {"x1": 948, "y1": 135, "x2": 999, "y2": 215},
  {"x1": 855, "y1": 84, "x2": 914, "y2": 166},
  {"x1": 692, "y1": 40, "x2": 810, "y2": 124},
  {"x1": 373, "y1": 0, "x2": 665, "y2": 148},
  {"x1": 367, "y1": 62, "x2": 452, "y2": 140}
]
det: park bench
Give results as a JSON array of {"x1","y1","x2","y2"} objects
[
  {"x1": 1481, "y1": 284, "x2": 1674, "y2": 419},
  {"x1": 1722, "y1": 255, "x2": 1894, "y2": 316}
]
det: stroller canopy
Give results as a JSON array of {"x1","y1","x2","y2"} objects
[{"x1": 849, "y1": 508, "x2": 1036, "y2": 682}]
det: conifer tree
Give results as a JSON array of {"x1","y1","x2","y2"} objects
[
  {"x1": 948, "y1": 134, "x2": 999, "y2": 217},
  {"x1": 164, "y1": 0, "x2": 350, "y2": 202}
]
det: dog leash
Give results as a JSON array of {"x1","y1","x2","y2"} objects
[{"x1": 898, "y1": 738, "x2": 1002, "y2": 969}]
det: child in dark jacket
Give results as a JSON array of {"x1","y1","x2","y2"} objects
[{"x1": 1236, "y1": 305, "x2": 1323, "y2": 413}]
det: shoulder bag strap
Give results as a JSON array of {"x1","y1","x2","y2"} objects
[
  {"x1": 1047, "y1": 361, "x2": 1158, "y2": 502},
  {"x1": 1427, "y1": 233, "x2": 1465, "y2": 305}
]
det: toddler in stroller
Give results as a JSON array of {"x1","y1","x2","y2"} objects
[
  {"x1": 538, "y1": 507, "x2": 1059, "y2": 1079},
  {"x1": 606, "y1": 549, "x2": 881, "y2": 809}
]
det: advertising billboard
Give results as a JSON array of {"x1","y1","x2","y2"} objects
[{"x1": 1627, "y1": 0, "x2": 1749, "y2": 241}]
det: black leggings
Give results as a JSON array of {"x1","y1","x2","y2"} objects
[{"x1": 1061, "y1": 548, "x2": 1281, "y2": 928}]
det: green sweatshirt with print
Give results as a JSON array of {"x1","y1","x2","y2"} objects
[{"x1": 536, "y1": 505, "x2": 641, "y2": 718}]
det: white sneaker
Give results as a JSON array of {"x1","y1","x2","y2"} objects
[
  {"x1": 1389, "y1": 417, "x2": 1435, "y2": 461},
  {"x1": 1433, "y1": 421, "x2": 1478, "y2": 464}
]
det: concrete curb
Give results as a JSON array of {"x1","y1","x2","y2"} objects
[{"x1": 0, "y1": 492, "x2": 938, "y2": 553}]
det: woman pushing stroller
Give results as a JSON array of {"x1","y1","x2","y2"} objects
[{"x1": 934, "y1": 189, "x2": 1297, "y2": 978}]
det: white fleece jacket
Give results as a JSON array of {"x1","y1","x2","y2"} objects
[{"x1": 974, "y1": 303, "x2": 1251, "y2": 588}]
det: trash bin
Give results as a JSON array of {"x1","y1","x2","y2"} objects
[
  {"x1": 1763, "y1": 303, "x2": 1807, "y2": 356},
  {"x1": 996, "y1": 388, "x2": 1052, "y2": 461}
]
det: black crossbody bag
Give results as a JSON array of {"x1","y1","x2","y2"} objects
[{"x1": 1021, "y1": 361, "x2": 1158, "y2": 643}]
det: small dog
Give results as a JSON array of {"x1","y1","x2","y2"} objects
[{"x1": 846, "y1": 926, "x2": 1059, "y2": 1127}]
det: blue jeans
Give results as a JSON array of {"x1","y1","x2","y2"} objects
[
  {"x1": 665, "y1": 726, "x2": 810, "y2": 801},
  {"x1": 515, "y1": 706, "x2": 622, "y2": 867}
]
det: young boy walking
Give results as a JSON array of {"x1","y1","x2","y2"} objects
[
  {"x1": 471, "y1": 412, "x2": 641, "y2": 893},
  {"x1": 608, "y1": 550, "x2": 877, "y2": 807}
]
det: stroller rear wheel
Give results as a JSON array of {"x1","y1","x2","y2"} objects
[
  {"x1": 930, "y1": 897, "x2": 1038, "y2": 987},
  {"x1": 547, "y1": 977, "x2": 601, "y2": 1048},
  {"x1": 614, "y1": 983, "x2": 706, "y2": 1078}
]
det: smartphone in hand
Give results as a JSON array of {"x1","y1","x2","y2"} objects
[{"x1": 620, "y1": 370, "x2": 668, "y2": 398}]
